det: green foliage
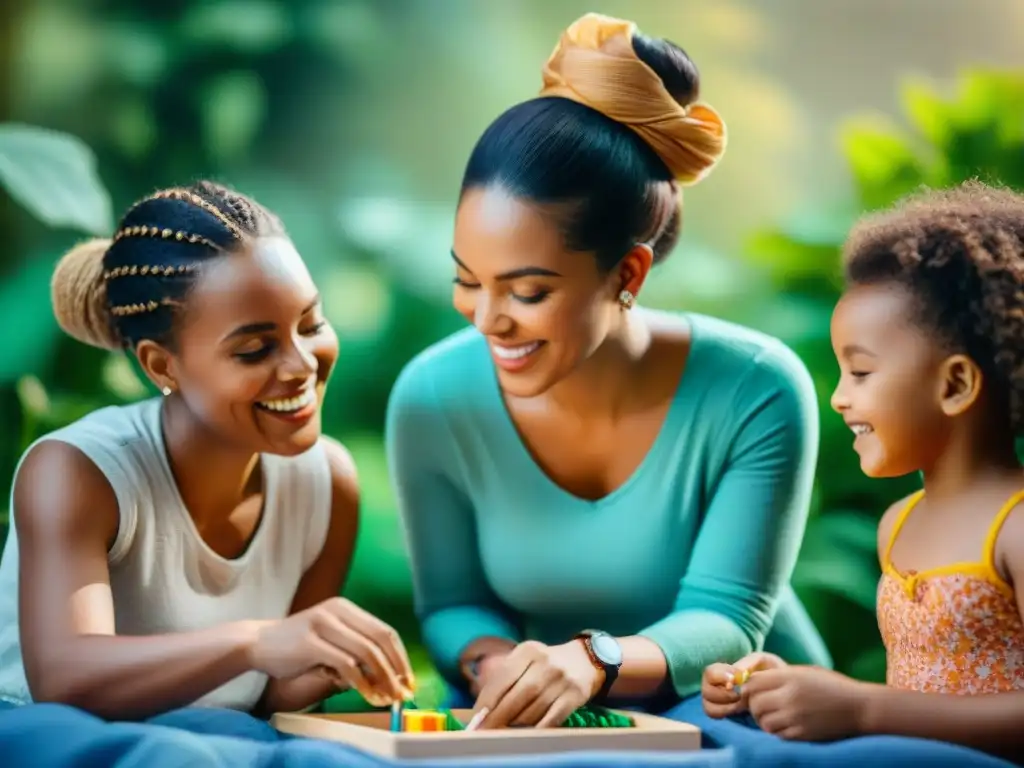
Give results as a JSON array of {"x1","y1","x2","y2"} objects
[
  {"x1": 754, "y1": 69, "x2": 1024, "y2": 681},
  {"x1": 0, "y1": 123, "x2": 112, "y2": 235}
]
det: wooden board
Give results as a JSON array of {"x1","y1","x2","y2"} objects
[{"x1": 272, "y1": 708, "x2": 701, "y2": 760}]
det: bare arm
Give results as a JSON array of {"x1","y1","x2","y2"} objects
[
  {"x1": 859, "y1": 687, "x2": 1024, "y2": 757},
  {"x1": 256, "y1": 438, "x2": 364, "y2": 714},
  {"x1": 17, "y1": 441, "x2": 260, "y2": 720},
  {"x1": 856, "y1": 498, "x2": 1024, "y2": 757}
]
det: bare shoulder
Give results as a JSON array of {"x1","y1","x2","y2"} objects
[
  {"x1": 995, "y1": 484, "x2": 1024, "y2": 587},
  {"x1": 876, "y1": 493, "x2": 917, "y2": 568},
  {"x1": 319, "y1": 436, "x2": 359, "y2": 513},
  {"x1": 13, "y1": 439, "x2": 118, "y2": 548}
]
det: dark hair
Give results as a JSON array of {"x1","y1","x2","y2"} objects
[
  {"x1": 52, "y1": 181, "x2": 284, "y2": 351},
  {"x1": 843, "y1": 180, "x2": 1024, "y2": 432},
  {"x1": 459, "y1": 34, "x2": 702, "y2": 271}
]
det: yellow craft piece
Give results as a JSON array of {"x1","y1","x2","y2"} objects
[
  {"x1": 733, "y1": 668, "x2": 751, "y2": 686},
  {"x1": 402, "y1": 710, "x2": 447, "y2": 732}
]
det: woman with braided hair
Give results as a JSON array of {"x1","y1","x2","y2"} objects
[
  {"x1": 699, "y1": 181, "x2": 1024, "y2": 766},
  {"x1": 0, "y1": 181, "x2": 414, "y2": 725}
]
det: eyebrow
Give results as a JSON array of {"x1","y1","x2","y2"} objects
[
  {"x1": 224, "y1": 295, "x2": 321, "y2": 341},
  {"x1": 450, "y1": 249, "x2": 561, "y2": 280},
  {"x1": 842, "y1": 344, "x2": 877, "y2": 357}
]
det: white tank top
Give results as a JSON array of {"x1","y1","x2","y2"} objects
[{"x1": 0, "y1": 397, "x2": 333, "y2": 710}]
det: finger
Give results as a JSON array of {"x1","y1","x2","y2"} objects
[
  {"x1": 474, "y1": 649, "x2": 533, "y2": 720},
  {"x1": 535, "y1": 692, "x2": 581, "y2": 729},
  {"x1": 739, "y1": 668, "x2": 786, "y2": 695},
  {"x1": 703, "y1": 663, "x2": 737, "y2": 690},
  {"x1": 702, "y1": 683, "x2": 740, "y2": 707},
  {"x1": 481, "y1": 661, "x2": 549, "y2": 729},
  {"x1": 307, "y1": 637, "x2": 376, "y2": 700},
  {"x1": 735, "y1": 652, "x2": 786, "y2": 674},
  {"x1": 756, "y1": 710, "x2": 788, "y2": 736},
  {"x1": 702, "y1": 699, "x2": 747, "y2": 719},
  {"x1": 316, "y1": 614, "x2": 405, "y2": 702},
  {"x1": 746, "y1": 687, "x2": 783, "y2": 723},
  {"x1": 331, "y1": 600, "x2": 416, "y2": 690},
  {"x1": 777, "y1": 725, "x2": 806, "y2": 742},
  {"x1": 510, "y1": 677, "x2": 565, "y2": 727}
]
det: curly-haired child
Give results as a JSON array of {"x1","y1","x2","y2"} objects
[{"x1": 701, "y1": 180, "x2": 1024, "y2": 760}]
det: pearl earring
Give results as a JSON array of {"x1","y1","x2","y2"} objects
[
  {"x1": 161, "y1": 386, "x2": 172, "y2": 396},
  {"x1": 618, "y1": 289, "x2": 635, "y2": 310}
]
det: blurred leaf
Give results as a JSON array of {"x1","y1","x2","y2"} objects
[
  {"x1": 0, "y1": 124, "x2": 112, "y2": 234},
  {"x1": 16, "y1": 376, "x2": 50, "y2": 419},
  {"x1": 0, "y1": 255, "x2": 62, "y2": 382},
  {"x1": 102, "y1": 354, "x2": 148, "y2": 401},
  {"x1": 180, "y1": 1, "x2": 292, "y2": 53},
  {"x1": 900, "y1": 77, "x2": 952, "y2": 149},
  {"x1": 953, "y1": 70, "x2": 1024, "y2": 142},
  {"x1": 102, "y1": 22, "x2": 170, "y2": 87},
  {"x1": 848, "y1": 645, "x2": 888, "y2": 684},
  {"x1": 793, "y1": 511, "x2": 880, "y2": 613},
  {"x1": 201, "y1": 71, "x2": 267, "y2": 162},
  {"x1": 839, "y1": 116, "x2": 928, "y2": 211}
]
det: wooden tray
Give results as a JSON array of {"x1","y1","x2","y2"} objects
[{"x1": 272, "y1": 708, "x2": 701, "y2": 760}]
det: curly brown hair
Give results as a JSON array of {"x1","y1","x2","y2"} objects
[{"x1": 842, "y1": 180, "x2": 1024, "y2": 433}]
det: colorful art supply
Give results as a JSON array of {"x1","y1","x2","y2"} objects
[
  {"x1": 401, "y1": 710, "x2": 447, "y2": 732},
  {"x1": 389, "y1": 700, "x2": 403, "y2": 732}
]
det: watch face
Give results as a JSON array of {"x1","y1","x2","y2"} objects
[{"x1": 591, "y1": 633, "x2": 623, "y2": 666}]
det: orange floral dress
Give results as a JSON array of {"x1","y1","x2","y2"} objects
[{"x1": 876, "y1": 489, "x2": 1024, "y2": 694}]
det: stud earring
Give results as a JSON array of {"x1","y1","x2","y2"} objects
[
  {"x1": 618, "y1": 289, "x2": 635, "y2": 310},
  {"x1": 161, "y1": 386, "x2": 172, "y2": 397}
]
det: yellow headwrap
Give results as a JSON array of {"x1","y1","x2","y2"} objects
[{"x1": 539, "y1": 13, "x2": 727, "y2": 185}]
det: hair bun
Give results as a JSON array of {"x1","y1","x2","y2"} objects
[
  {"x1": 539, "y1": 13, "x2": 726, "y2": 185},
  {"x1": 51, "y1": 238, "x2": 121, "y2": 351}
]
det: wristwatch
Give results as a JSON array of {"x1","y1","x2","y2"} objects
[{"x1": 575, "y1": 629, "x2": 622, "y2": 702}]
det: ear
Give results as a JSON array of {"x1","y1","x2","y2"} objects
[
  {"x1": 613, "y1": 243, "x2": 655, "y2": 300},
  {"x1": 135, "y1": 339, "x2": 179, "y2": 395},
  {"x1": 938, "y1": 354, "x2": 984, "y2": 417}
]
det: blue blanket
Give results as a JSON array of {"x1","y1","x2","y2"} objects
[{"x1": 0, "y1": 698, "x2": 1013, "y2": 768}]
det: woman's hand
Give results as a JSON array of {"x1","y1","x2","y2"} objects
[
  {"x1": 701, "y1": 652, "x2": 787, "y2": 719},
  {"x1": 249, "y1": 597, "x2": 414, "y2": 706},
  {"x1": 744, "y1": 665, "x2": 871, "y2": 742},
  {"x1": 472, "y1": 640, "x2": 600, "y2": 729}
]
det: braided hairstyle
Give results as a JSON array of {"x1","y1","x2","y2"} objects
[
  {"x1": 842, "y1": 180, "x2": 1024, "y2": 433},
  {"x1": 51, "y1": 181, "x2": 284, "y2": 351}
]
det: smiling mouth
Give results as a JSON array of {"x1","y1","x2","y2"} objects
[
  {"x1": 849, "y1": 423, "x2": 874, "y2": 436},
  {"x1": 491, "y1": 341, "x2": 543, "y2": 360},
  {"x1": 256, "y1": 388, "x2": 317, "y2": 414}
]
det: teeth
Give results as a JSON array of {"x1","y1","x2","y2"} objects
[
  {"x1": 492, "y1": 342, "x2": 541, "y2": 360},
  {"x1": 850, "y1": 424, "x2": 874, "y2": 435},
  {"x1": 258, "y1": 388, "x2": 316, "y2": 413}
]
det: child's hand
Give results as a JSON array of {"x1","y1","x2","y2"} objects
[
  {"x1": 701, "y1": 652, "x2": 787, "y2": 719},
  {"x1": 744, "y1": 665, "x2": 870, "y2": 742}
]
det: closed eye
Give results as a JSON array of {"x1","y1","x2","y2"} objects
[{"x1": 234, "y1": 321, "x2": 327, "y2": 364}]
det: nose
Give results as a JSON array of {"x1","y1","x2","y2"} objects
[
  {"x1": 830, "y1": 378, "x2": 850, "y2": 414},
  {"x1": 473, "y1": 292, "x2": 511, "y2": 336},
  {"x1": 278, "y1": 337, "x2": 318, "y2": 382}
]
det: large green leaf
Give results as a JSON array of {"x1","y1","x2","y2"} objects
[
  {"x1": 840, "y1": 116, "x2": 929, "y2": 211},
  {"x1": 0, "y1": 124, "x2": 112, "y2": 234}
]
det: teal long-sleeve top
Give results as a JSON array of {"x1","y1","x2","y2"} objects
[{"x1": 385, "y1": 312, "x2": 824, "y2": 698}]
